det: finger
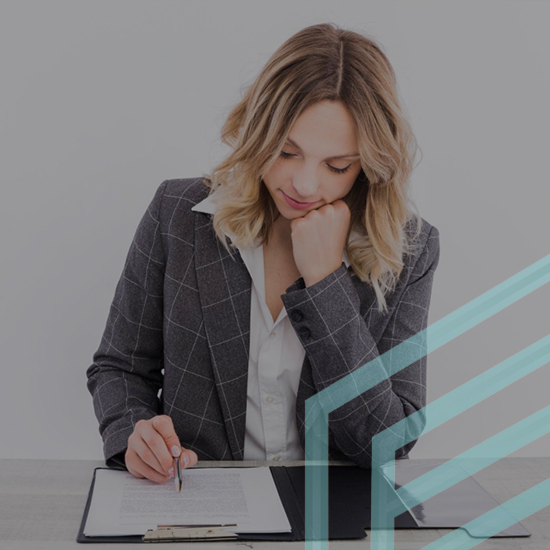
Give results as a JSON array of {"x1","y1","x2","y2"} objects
[
  {"x1": 152, "y1": 416, "x2": 198, "y2": 469},
  {"x1": 152, "y1": 415, "x2": 183, "y2": 458},
  {"x1": 125, "y1": 448, "x2": 148, "y2": 479},
  {"x1": 125, "y1": 447, "x2": 145, "y2": 478},
  {"x1": 126, "y1": 447, "x2": 170, "y2": 484},
  {"x1": 135, "y1": 420, "x2": 174, "y2": 477},
  {"x1": 182, "y1": 449, "x2": 199, "y2": 469},
  {"x1": 334, "y1": 199, "x2": 351, "y2": 216}
]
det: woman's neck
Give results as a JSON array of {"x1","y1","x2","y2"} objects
[{"x1": 270, "y1": 215, "x2": 293, "y2": 247}]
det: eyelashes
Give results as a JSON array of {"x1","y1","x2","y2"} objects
[{"x1": 279, "y1": 151, "x2": 352, "y2": 175}]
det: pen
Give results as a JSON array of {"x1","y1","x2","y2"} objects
[{"x1": 174, "y1": 455, "x2": 182, "y2": 492}]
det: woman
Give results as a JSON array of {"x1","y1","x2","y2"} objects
[{"x1": 86, "y1": 23, "x2": 440, "y2": 483}]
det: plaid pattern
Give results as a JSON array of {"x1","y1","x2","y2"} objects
[{"x1": 86, "y1": 177, "x2": 440, "y2": 469}]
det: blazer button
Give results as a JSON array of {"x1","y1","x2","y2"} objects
[
  {"x1": 298, "y1": 326, "x2": 310, "y2": 340},
  {"x1": 291, "y1": 310, "x2": 304, "y2": 322}
]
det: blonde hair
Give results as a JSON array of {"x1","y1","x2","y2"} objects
[{"x1": 201, "y1": 22, "x2": 423, "y2": 312}]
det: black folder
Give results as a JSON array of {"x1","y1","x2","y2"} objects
[{"x1": 77, "y1": 463, "x2": 530, "y2": 543}]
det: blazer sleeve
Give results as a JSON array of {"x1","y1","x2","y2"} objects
[
  {"x1": 281, "y1": 224, "x2": 440, "y2": 468},
  {"x1": 86, "y1": 180, "x2": 169, "y2": 469}
]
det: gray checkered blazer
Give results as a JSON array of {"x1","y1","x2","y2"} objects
[{"x1": 86, "y1": 177, "x2": 440, "y2": 469}]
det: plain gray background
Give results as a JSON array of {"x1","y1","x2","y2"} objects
[{"x1": 1, "y1": 0, "x2": 549, "y2": 461}]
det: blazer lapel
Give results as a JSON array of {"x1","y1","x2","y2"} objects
[{"x1": 194, "y1": 212, "x2": 251, "y2": 460}]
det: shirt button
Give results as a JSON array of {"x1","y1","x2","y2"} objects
[
  {"x1": 273, "y1": 455, "x2": 281, "y2": 461},
  {"x1": 269, "y1": 331, "x2": 276, "y2": 339},
  {"x1": 265, "y1": 396, "x2": 274, "y2": 404},
  {"x1": 291, "y1": 310, "x2": 304, "y2": 322},
  {"x1": 298, "y1": 326, "x2": 310, "y2": 339}
]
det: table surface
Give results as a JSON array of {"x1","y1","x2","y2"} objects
[{"x1": 1, "y1": 457, "x2": 549, "y2": 550}]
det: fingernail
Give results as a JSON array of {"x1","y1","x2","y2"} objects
[
  {"x1": 183, "y1": 454, "x2": 189, "y2": 468},
  {"x1": 171, "y1": 446, "x2": 181, "y2": 457},
  {"x1": 168, "y1": 467, "x2": 174, "y2": 477}
]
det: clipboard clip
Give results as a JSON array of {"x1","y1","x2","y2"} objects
[{"x1": 143, "y1": 524, "x2": 238, "y2": 542}]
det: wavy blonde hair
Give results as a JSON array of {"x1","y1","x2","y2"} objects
[{"x1": 201, "y1": 22, "x2": 423, "y2": 313}]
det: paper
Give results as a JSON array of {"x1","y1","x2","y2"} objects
[{"x1": 83, "y1": 467, "x2": 291, "y2": 536}]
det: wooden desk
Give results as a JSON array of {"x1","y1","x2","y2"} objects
[{"x1": 0, "y1": 457, "x2": 549, "y2": 549}]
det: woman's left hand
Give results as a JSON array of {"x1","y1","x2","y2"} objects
[{"x1": 290, "y1": 199, "x2": 351, "y2": 287}]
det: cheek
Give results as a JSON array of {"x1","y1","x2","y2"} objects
[
  {"x1": 331, "y1": 176, "x2": 358, "y2": 199},
  {"x1": 263, "y1": 162, "x2": 281, "y2": 187},
  {"x1": 269, "y1": 161, "x2": 288, "y2": 178},
  {"x1": 263, "y1": 163, "x2": 288, "y2": 189}
]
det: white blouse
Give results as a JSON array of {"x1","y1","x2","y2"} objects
[{"x1": 191, "y1": 192, "x2": 351, "y2": 461}]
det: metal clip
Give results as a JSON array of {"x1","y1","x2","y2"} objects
[{"x1": 143, "y1": 524, "x2": 238, "y2": 542}]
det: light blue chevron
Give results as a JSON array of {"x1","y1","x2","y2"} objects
[{"x1": 305, "y1": 252, "x2": 550, "y2": 550}]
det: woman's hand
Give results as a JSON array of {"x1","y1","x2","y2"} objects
[
  {"x1": 290, "y1": 199, "x2": 351, "y2": 287},
  {"x1": 125, "y1": 415, "x2": 198, "y2": 483}
]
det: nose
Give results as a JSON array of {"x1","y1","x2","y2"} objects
[{"x1": 291, "y1": 171, "x2": 320, "y2": 201}]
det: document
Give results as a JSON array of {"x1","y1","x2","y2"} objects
[{"x1": 83, "y1": 467, "x2": 291, "y2": 536}]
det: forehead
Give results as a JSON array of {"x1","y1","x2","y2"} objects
[{"x1": 287, "y1": 100, "x2": 359, "y2": 157}]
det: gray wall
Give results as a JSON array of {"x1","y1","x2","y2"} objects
[{"x1": 1, "y1": 0, "x2": 549, "y2": 460}]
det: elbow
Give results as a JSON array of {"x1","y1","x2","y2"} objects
[
  {"x1": 396, "y1": 399, "x2": 427, "y2": 458},
  {"x1": 86, "y1": 362, "x2": 102, "y2": 394}
]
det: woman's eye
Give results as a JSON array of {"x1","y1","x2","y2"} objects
[
  {"x1": 280, "y1": 151, "x2": 352, "y2": 175},
  {"x1": 328, "y1": 164, "x2": 352, "y2": 174}
]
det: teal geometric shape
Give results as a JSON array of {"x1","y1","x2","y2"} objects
[{"x1": 305, "y1": 252, "x2": 550, "y2": 550}]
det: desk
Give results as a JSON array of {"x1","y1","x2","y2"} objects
[{"x1": 0, "y1": 458, "x2": 549, "y2": 549}]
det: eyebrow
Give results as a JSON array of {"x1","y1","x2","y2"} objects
[{"x1": 285, "y1": 137, "x2": 360, "y2": 161}]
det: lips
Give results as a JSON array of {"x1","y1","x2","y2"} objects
[
  {"x1": 281, "y1": 190, "x2": 318, "y2": 210},
  {"x1": 288, "y1": 195, "x2": 308, "y2": 204}
]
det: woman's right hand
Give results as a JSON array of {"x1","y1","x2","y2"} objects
[{"x1": 125, "y1": 415, "x2": 198, "y2": 483}]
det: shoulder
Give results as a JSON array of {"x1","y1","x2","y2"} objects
[
  {"x1": 158, "y1": 177, "x2": 211, "y2": 209},
  {"x1": 404, "y1": 215, "x2": 439, "y2": 246},
  {"x1": 150, "y1": 177, "x2": 212, "y2": 231},
  {"x1": 402, "y1": 216, "x2": 441, "y2": 284},
  {"x1": 143, "y1": 178, "x2": 211, "y2": 254}
]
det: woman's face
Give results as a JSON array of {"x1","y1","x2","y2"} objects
[{"x1": 262, "y1": 99, "x2": 363, "y2": 223}]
